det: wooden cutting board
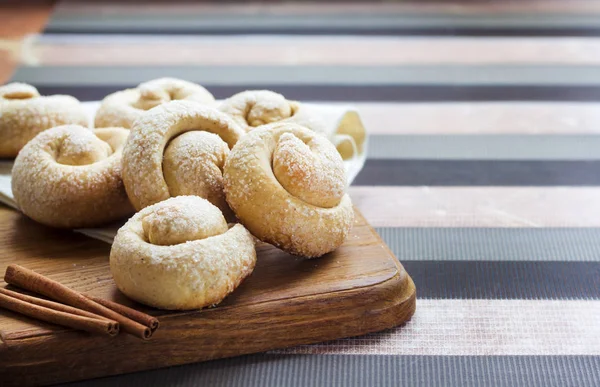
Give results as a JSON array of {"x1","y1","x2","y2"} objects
[{"x1": 0, "y1": 206, "x2": 416, "y2": 386}]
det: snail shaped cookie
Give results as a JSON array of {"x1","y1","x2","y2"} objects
[
  {"x1": 0, "y1": 83, "x2": 88, "y2": 158},
  {"x1": 110, "y1": 196, "x2": 256, "y2": 310},
  {"x1": 219, "y1": 90, "x2": 326, "y2": 134},
  {"x1": 224, "y1": 123, "x2": 354, "y2": 258},
  {"x1": 12, "y1": 125, "x2": 134, "y2": 228},
  {"x1": 122, "y1": 100, "x2": 245, "y2": 217},
  {"x1": 94, "y1": 78, "x2": 215, "y2": 129}
]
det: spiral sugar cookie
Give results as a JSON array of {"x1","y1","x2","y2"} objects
[
  {"x1": 218, "y1": 90, "x2": 326, "y2": 134},
  {"x1": 94, "y1": 78, "x2": 215, "y2": 129},
  {"x1": 122, "y1": 100, "x2": 245, "y2": 215},
  {"x1": 11, "y1": 125, "x2": 134, "y2": 228},
  {"x1": 110, "y1": 196, "x2": 256, "y2": 310},
  {"x1": 0, "y1": 83, "x2": 88, "y2": 158},
  {"x1": 223, "y1": 123, "x2": 354, "y2": 258}
]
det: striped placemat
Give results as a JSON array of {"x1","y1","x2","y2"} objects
[
  {"x1": 9, "y1": 2, "x2": 600, "y2": 386},
  {"x1": 45, "y1": 1, "x2": 600, "y2": 36}
]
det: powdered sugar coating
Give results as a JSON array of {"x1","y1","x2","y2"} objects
[
  {"x1": 273, "y1": 132, "x2": 346, "y2": 208},
  {"x1": 218, "y1": 90, "x2": 327, "y2": 135},
  {"x1": 56, "y1": 130, "x2": 111, "y2": 165},
  {"x1": 0, "y1": 83, "x2": 88, "y2": 158},
  {"x1": 219, "y1": 90, "x2": 293, "y2": 130},
  {"x1": 110, "y1": 196, "x2": 256, "y2": 310},
  {"x1": 11, "y1": 125, "x2": 134, "y2": 228},
  {"x1": 0, "y1": 83, "x2": 39, "y2": 99},
  {"x1": 94, "y1": 78, "x2": 215, "y2": 129},
  {"x1": 163, "y1": 131, "x2": 233, "y2": 219},
  {"x1": 142, "y1": 194, "x2": 228, "y2": 245},
  {"x1": 223, "y1": 123, "x2": 354, "y2": 258},
  {"x1": 121, "y1": 100, "x2": 245, "y2": 214}
]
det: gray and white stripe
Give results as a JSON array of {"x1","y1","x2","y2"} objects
[
  {"x1": 350, "y1": 186, "x2": 600, "y2": 227},
  {"x1": 13, "y1": 64, "x2": 600, "y2": 86},
  {"x1": 275, "y1": 299, "x2": 600, "y2": 355}
]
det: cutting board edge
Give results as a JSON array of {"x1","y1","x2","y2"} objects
[{"x1": 0, "y1": 265, "x2": 416, "y2": 386}]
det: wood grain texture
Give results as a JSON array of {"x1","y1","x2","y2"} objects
[{"x1": 0, "y1": 206, "x2": 415, "y2": 386}]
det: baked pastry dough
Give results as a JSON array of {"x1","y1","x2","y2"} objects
[
  {"x1": 218, "y1": 90, "x2": 326, "y2": 134},
  {"x1": 0, "y1": 83, "x2": 88, "y2": 158},
  {"x1": 110, "y1": 196, "x2": 256, "y2": 310},
  {"x1": 94, "y1": 78, "x2": 215, "y2": 129},
  {"x1": 122, "y1": 100, "x2": 245, "y2": 216},
  {"x1": 219, "y1": 90, "x2": 369, "y2": 180},
  {"x1": 224, "y1": 123, "x2": 354, "y2": 257},
  {"x1": 11, "y1": 125, "x2": 134, "y2": 228}
]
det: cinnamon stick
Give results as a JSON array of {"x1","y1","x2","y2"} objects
[
  {"x1": 0, "y1": 292, "x2": 118, "y2": 336},
  {"x1": 86, "y1": 295, "x2": 159, "y2": 332},
  {"x1": 0, "y1": 287, "x2": 114, "y2": 323},
  {"x1": 5, "y1": 265, "x2": 152, "y2": 340}
]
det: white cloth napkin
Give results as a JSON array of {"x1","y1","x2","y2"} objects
[
  {"x1": 0, "y1": 101, "x2": 368, "y2": 244},
  {"x1": 0, "y1": 160, "x2": 16, "y2": 210}
]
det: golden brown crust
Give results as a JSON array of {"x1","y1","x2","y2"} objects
[
  {"x1": 94, "y1": 78, "x2": 215, "y2": 129},
  {"x1": 0, "y1": 83, "x2": 88, "y2": 158},
  {"x1": 11, "y1": 125, "x2": 134, "y2": 228},
  {"x1": 121, "y1": 100, "x2": 245, "y2": 216},
  {"x1": 223, "y1": 123, "x2": 354, "y2": 258},
  {"x1": 218, "y1": 90, "x2": 327, "y2": 134},
  {"x1": 110, "y1": 196, "x2": 256, "y2": 310}
]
